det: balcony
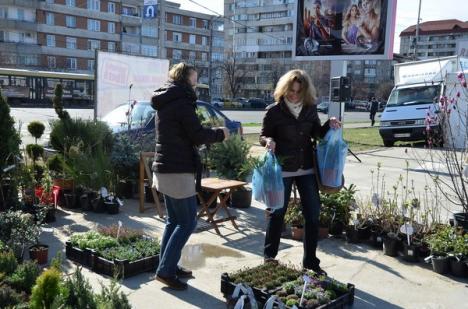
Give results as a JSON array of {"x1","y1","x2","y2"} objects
[
  {"x1": 3, "y1": 0, "x2": 38, "y2": 8},
  {"x1": 0, "y1": 18, "x2": 37, "y2": 32},
  {"x1": 121, "y1": 14, "x2": 142, "y2": 26},
  {"x1": 0, "y1": 41, "x2": 41, "y2": 53},
  {"x1": 121, "y1": 33, "x2": 140, "y2": 44}
]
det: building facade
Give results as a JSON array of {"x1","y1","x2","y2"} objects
[
  {"x1": 224, "y1": 0, "x2": 330, "y2": 100},
  {"x1": 400, "y1": 19, "x2": 468, "y2": 59}
]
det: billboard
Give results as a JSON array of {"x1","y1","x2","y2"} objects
[
  {"x1": 95, "y1": 51, "x2": 169, "y2": 118},
  {"x1": 294, "y1": 0, "x2": 397, "y2": 60}
]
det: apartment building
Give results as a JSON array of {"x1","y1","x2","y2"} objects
[
  {"x1": 224, "y1": 0, "x2": 330, "y2": 99},
  {"x1": 400, "y1": 19, "x2": 468, "y2": 59}
]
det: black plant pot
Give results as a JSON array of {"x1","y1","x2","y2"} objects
[
  {"x1": 383, "y1": 234, "x2": 401, "y2": 257},
  {"x1": 63, "y1": 193, "x2": 77, "y2": 209},
  {"x1": 230, "y1": 188, "x2": 252, "y2": 208},
  {"x1": 329, "y1": 220, "x2": 344, "y2": 236},
  {"x1": 345, "y1": 226, "x2": 361, "y2": 243},
  {"x1": 117, "y1": 181, "x2": 134, "y2": 199},
  {"x1": 402, "y1": 243, "x2": 419, "y2": 263},
  {"x1": 369, "y1": 229, "x2": 385, "y2": 248},
  {"x1": 357, "y1": 226, "x2": 371, "y2": 241},
  {"x1": 144, "y1": 183, "x2": 154, "y2": 203},
  {"x1": 453, "y1": 212, "x2": 468, "y2": 232},
  {"x1": 432, "y1": 255, "x2": 450, "y2": 275},
  {"x1": 92, "y1": 197, "x2": 106, "y2": 213},
  {"x1": 105, "y1": 201, "x2": 119, "y2": 215},
  {"x1": 198, "y1": 190, "x2": 217, "y2": 209},
  {"x1": 449, "y1": 258, "x2": 468, "y2": 278},
  {"x1": 417, "y1": 243, "x2": 431, "y2": 261}
]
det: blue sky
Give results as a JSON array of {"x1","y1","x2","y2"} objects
[{"x1": 171, "y1": 0, "x2": 468, "y2": 53}]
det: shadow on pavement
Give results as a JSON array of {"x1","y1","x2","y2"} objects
[{"x1": 354, "y1": 288, "x2": 405, "y2": 309}]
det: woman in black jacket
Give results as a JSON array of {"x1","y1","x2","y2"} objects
[
  {"x1": 260, "y1": 69, "x2": 340, "y2": 275},
  {"x1": 151, "y1": 63, "x2": 229, "y2": 290}
]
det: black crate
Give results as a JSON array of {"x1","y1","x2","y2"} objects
[
  {"x1": 93, "y1": 254, "x2": 159, "y2": 279},
  {"x1": 65, "y1": 242, "x2": 90, "y2": 266}
]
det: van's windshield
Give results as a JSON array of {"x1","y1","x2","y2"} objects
[{"x1": 387, "y1": 85, "x2": 441, "y2": 107}]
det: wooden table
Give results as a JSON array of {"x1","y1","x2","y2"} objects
[{"x1": 197, "y1": 177, "x2": 247, "y2": 235}]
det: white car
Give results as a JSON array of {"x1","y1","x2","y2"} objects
[{"x1": 211, "y1": 98, "x2": 224, "y2": 108}]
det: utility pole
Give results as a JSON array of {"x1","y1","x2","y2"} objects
[{"x1": 413, "y1": 0, "x2": 422, "y2": 60}]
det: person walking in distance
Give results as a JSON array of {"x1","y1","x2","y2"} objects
[
  {"x1": 369, "y1": 97, "x2": 379, "y2": 126},
  {"x1": 151, "y1": 62, "x2": 229, "y2": 290}
]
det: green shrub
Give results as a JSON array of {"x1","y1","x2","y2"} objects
[
  {"x1": 0, "y1": 283, "x2": 26, "y2": 308},
  {"x1": 30, "y1": 267, "x2": 62, "y2": 309},
  {"x1": 99, "y1": 245, "x2": 140, "y2": 262},
  {"x1": 59, "y1": 267, "x2": 97, "y2": 309},
  {"x1": 110, "y1": 135, "x2": 139, "y2": 181},
  {"x1": 26, "y1": 144, "x2": 44, "y2": 161},
  {"x1": 133, "y1": 238, "x2": 160, "y2": 257},
  {"x1": 53, "y1": 84, "x2": 70, "y2": 121},
  {"x1": 69, "y1": 231, "x2": 119, "y2": 251},
  {"x1": 96, "y1": 280, "x2": 131, "y2": 309},
  {"x1": 27, "y1": 121, "x2": 46, "y2": 144},
  {"x1": 6, "y1": 260, "x2": 41, "y2": 293},
  {"x1": 0, "y1": 250, "x2": 18, "y2": 275},
  {"x1": 97, "y1": 225, "x2": 143, "y2": 244},
  {"x1": 46, "y1": 154, "x2": 64, "y2": 175},
  {"x1": 0, "y1": 89, "x2": 21, "y2": 171}
]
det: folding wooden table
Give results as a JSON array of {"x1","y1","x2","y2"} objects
[{"x1": 197, "y1": 177, "x2": 247, "y2": 235}]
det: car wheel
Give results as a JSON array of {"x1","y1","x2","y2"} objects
[{"x1": 383, "y1": 140, "x2": 395, "y2": 147}]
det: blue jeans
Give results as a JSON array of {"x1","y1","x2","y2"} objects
[
  {"x1": 264, "y1": 174, "x2": 321, "y2": 269},
  {"x1": 156, "y1": 195, "x2": 198, "y2": 277}
]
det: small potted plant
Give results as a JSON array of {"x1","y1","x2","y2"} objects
[
  {"x1": 319, "y1": 207, "x2": 331, "y2": 240},
  {"x1": 424, "y1": 225, "x2": 453, "y2": 275},
  {"x1": 284, "y1": 199, "x2": 304, "y2": 241},
  {"x1": 448, "y1": 230, "x2": 468, "y2": 277},
  {"x1": 111, "y1": 134, "x2": 139, "y2": 199}
]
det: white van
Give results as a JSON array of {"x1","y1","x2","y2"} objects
[{"x1": 379, "y1": 56, "x2": 468, "y2": 147}]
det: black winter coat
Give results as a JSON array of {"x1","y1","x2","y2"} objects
[
  {"x1": 260, "y1": 100, "x2": 329, "y2": 172},
  {"x1": 151, "y1": 81, "x2": 225, "y2": 176}
]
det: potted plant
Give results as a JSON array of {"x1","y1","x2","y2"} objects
[
  {"x1": 284, "y1": 199, "x2": 304, "y2": 241},
  {"x1": 448, "y1": 230, "x2": 468, "y2": 277},
  {"x1": 111, "y1": 134, "x2": 138, "y2": 199},
  {"x1": 29, "y1": 244, "x2": 49, "y2": 265},
  {"x1": 319, "y1": 207, "x2": 331, "y2": 240},
  {"x1": 425, "y1": 225, "x2": 453, "y2": 275},
  {"x1": 208, "y1": 135, "x2": 254, "y2": 208}
]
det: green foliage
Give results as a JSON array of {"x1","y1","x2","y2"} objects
[
  {"x1": 30, "y1": 267, "x2": 62, "y2": 309},
  {"x1": 0, "y1": 250, "x2": 18, "y2": 275},
  {"x1": 26, "y1": 144, "x2": 44, "y2": 162},
  {"x1": 229, "y1": 263, "x2": 301, "y2": 291},
  {"x1": 208, "y1": 135, "x2": 252, "y2": 181},
  {"x1": 6, "y1": 260, "x2": 41, "y2": 293},
  {"x1": 0, "y1": 89, "x2": 21, "y2": 170},
  {"x1": 0, "y1": 211, "x2": 42, "y2": 258},
  {"x1": 284, "y1": 199, "x2": 304, "y2": 227},
  {"x1": 27, "y1": 121, "x2": 45, "y2": 143},
  {"x1": 59, "y1": 267, "x2": 97, "y2": 309},
  {"x1": 451, "y1": 231, "x2": 468, "y2": 257},
  {"x1": 95, "y1": 280, "x2": 131, "y2": 309},
  {"x1": 99, "y1": 245, "x2": 141, "y2": 262},
  {"x1": 110, "y1": 134, "x2": 139, "y2": 181},
  {"x1": 320, "y1": 184, "x2": 357, "y2": 225},
  {"x1": 97, "y1": 225, "x2": 143, "y2": 244},
  {"x1": 69, "y1": 232, "x2": 119, "y2": 251},
  {"x1": 49, "y1": 118, "x2": 113, "y2": 155},
  {"x1": 0, "y1": 283, "x2": 26, "y2": 308},
  {"x1": 46, "y1": 154, "x2": 64, "y2": 176},
  {"x1": 53, "y1": 84, "x2": 70, "y2": 121},
  {"x1": 133, "y1": 238, "x2": 160, "y2": 257},
  {"x1": 424, "y1": 225, "x2": 454, "y2": 254}
]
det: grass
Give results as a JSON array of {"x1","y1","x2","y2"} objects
[
  {"x1": 242, "y1": 122, "x2": 262, "y2": 127},
  {"x1": 244, "y1": 127, "x2": 388, "y2": 152}
]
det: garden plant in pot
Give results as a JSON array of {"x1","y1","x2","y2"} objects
[
  {"x1": 320, "y1": 184, "x2": 356, "y2": 237},
  {"x1": 284, "y1": 199, "x2": 304, "y2": 241},
  {"x1": 424, "y1": 225, "x2": 454, "y2": 275},
  {"x1": 111, "y1": 134, "x2": 139, "y2": 199},
  {"x1": 208, "y1": 135, "x2": 254, "y2": 208},
  {"x1": 448, "y1": 229, "x2": 468, "y2": 277},
  {"x1": 318, "y1": 207, "x2": 331, "y2": 240}
]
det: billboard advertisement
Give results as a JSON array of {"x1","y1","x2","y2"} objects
[
  {"x1": 96, "y1": 51, "x2": 169, "y2": 118},
  {"x1": 294, "y1": 0, "x2": 397, "y2": 60}
]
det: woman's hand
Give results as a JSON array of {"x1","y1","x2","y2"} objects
[
  {"x1": 265, "y1": 138, "x2": 276, "y2": 153},
  {"x1": 329, "y1": 117, "x2": 342, "y2": 129}
]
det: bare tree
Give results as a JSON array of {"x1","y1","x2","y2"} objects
[
  {"x1": 221, "y1": 55, "x2": 247, "y2": 99},
  {"x1": 376, "y1": 81, "x2": 394, "y2": 101}
]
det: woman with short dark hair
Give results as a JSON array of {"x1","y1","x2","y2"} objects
[{"x1": 151, "y1": 62, "x2": 229, "y2": 290}]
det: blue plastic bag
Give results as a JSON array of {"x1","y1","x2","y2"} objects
[
  {"x1": 252, "y1": 151, "x2": 284, "y2": 209},
  {"x1": 316, "y1": 128, "x2": 348, "y2": 188}
]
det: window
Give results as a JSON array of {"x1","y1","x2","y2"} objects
[
  {"x1": 211, "y1": 52, "x2": 223, "y2": 61},
  {"x1": 66, "y1": 37, "x2": 77, "y2": 49},
  {"x1": 142, "y1": 45, "x2": 157, "y2": 57},
  {"x1": 122, "y1": 6, "x2": 137, "y2": 16},
  {"x1": 87, "y1": 19, "x2": 100, "y2": 32},
  {"x1": 46, "y1": 34, "x2": 55, "y2": 47},
  {"x1": 88, "y1": 39, "x2": 100, "y2": 50},
  {"x1": 0, "y1": 31, "x2": 5, "y2": 42},
  {"x1": 19, "y1": 32, "x2": 26, "y2": 43},
  {"x1": 66, "y1": 16, "x2": 76, "y2": 28},
  {"x1": 46, "y1": 0, "x2": 54, "y2": 3},
  {"x1": 108, "y1": 2, "x2": 115, "y2": 13},
  {"x1": 0, "y1": 8, "x2": 7, "y2": 18},
  {"x1": 201, "y1": 52, "x2": 207, "y2": 61},
  {"x1": 189, "y1": 51, "x2": 196, "y2": 60},
  {"x1": 47, "y1": 56, "x2": 56, "y2": 68},
  {"x1": 67, "y1": 58, "x2": 77, "y2": 70},
  {"x1": 46, "y1": 12, "x2": 54, "y2": 25},
  {"x1": 66, "y1": 0, "x2": 75, "y2": 7},
  {"x1": 201, "y1": 36, "x2": 207, "y2": 46},
  {"x1": 87, "y1": 0, "x2": 100, "y2": 11},
  {"x1": 190, "y1": 18, "x2": 196, "y2": 27},
  {"x1": 17, "y1": 9, "x2": 24, "y2": 21},
  {"x1": 108, "y1": 41, "x2": 115, "y2": 52},
  {"x1": 88, "y1": 60, "x2": 95, "y2": 71},
  {"x1": 142, "y1": 25, "x2": 157, "y2": 37},
  {"x1": 213, "y1": 37, "x2": 223, "y2": 47},
  {"x1": 203, "y1": 20, "x2": 209, "y2": 29},
  {"x1": 172, "y1": 15, "x2": 181, "y2": 25},
  {"x1": 173, "y1": 49, "x2": 182, "y2": 59},
  {"x1": 173, "y1": 32, "x2": 182, "y2": 42},
  {"x1": 108, "y1": 22, "x2": 115, "y2": 33},
  {"x1": 189, "y1": 34, "x2": 196, "y2": 44}
]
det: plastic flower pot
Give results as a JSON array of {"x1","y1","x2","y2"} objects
[
  {"x1": 453, "y1": 212, "x2": 468, "y2": 232},
  {"x1": 230, "y1": 188, "x2": 252, "y2": 208},
  {"x1": 357, "y1": 226, "x2": 371, "y2": 241},
  {"x1": 318, "y1": 226, "x2": 329, "y2": 240},
  {"x1": 402, "y1": 243, "x2": 419, "y2": 263},
  {"x1": 105, "y1": 201, "x2": 119, "y2": 215},
  {"x1": 329, "y1": 220, "x2": 344, "y2": 236},
  {"x1": 431, "y1": 255, "x2": 450, "y2": 275},
  {"x1": 369, "y1": 228, "x2": 385, "y2": 248},
  {"x1": 291, "y1": 226, "x2": 304, "y2": 241},
  {"x1": 449, "y1": 258, "x2": 468, "y2": 278},
  {"x1": 345, "y1": 226, "x2": 360, "y2": 243},
  {"x1": 63, "y1": 192, "x2": 77, "y2": 209},
  {"x1": 383, "y1": 234, "x2": 401, "y2": 257},
  {"x1": 29, "y1": 244, "x2": 49, "y2": 265}
]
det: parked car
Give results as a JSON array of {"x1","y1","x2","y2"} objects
[
  {"x1": 211, "y1": 98, "x2": 224, "y2": 108},
  {"x1": 102, "y1": 100, "x2": 243, "y2": 136},
  {"x1": 317, "y1": 101, "x2": 329, "y2": 113},
  {"x1": 248, "y1": 98, "x2": 267, "y2": 109}
]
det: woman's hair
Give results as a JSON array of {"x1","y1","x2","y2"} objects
[
  {"x1": 343, "y1": 4, "x2": 360, "y2": 27},
  {"x1": 168, "y1": 62, "x2": 196, "y2": 84},
  {"x1": 274, "y1": 69, "x2": 317, "y2": 106}
]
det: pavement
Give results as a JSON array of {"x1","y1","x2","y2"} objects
[{"x1": 40, "y1": 146, "x2": 468, "y2": 309}]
